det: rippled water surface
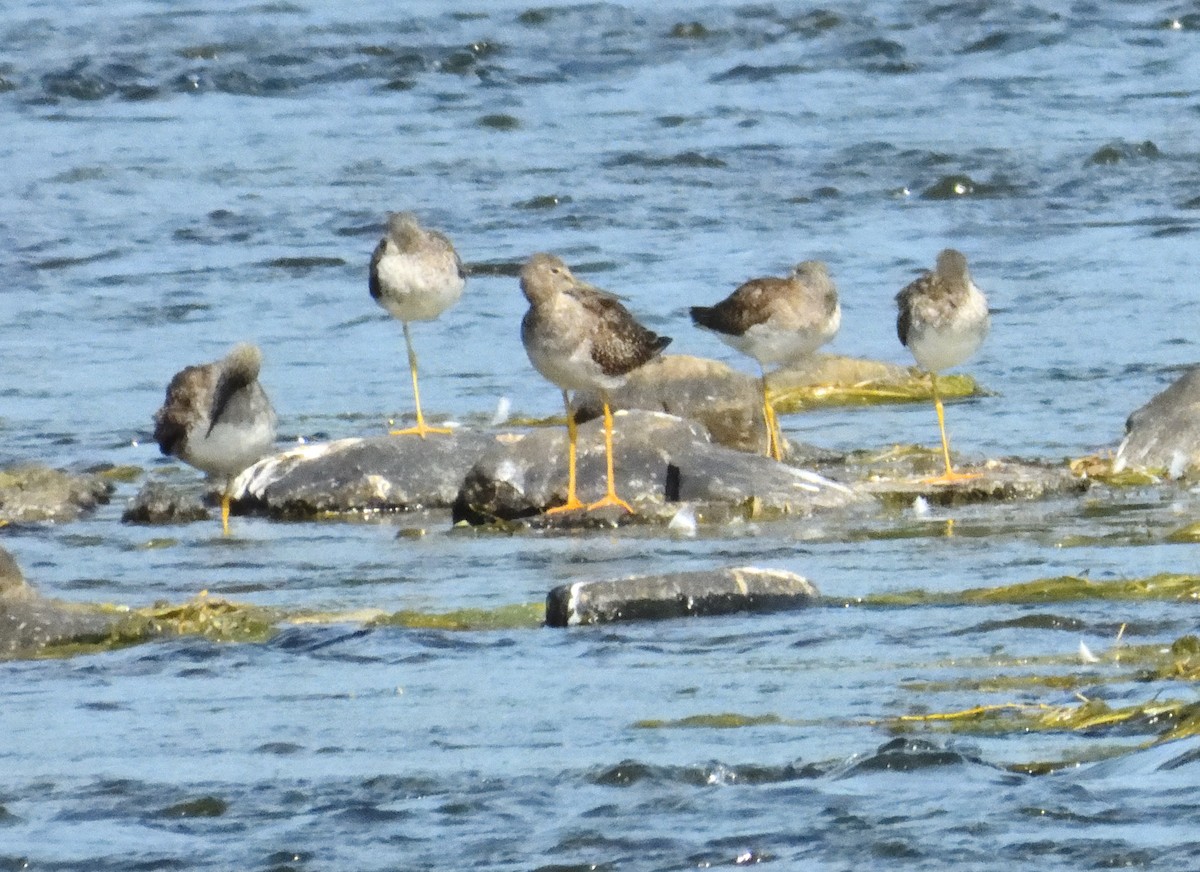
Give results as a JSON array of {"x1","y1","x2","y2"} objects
[{"x1": 2, "y1": 1, "x2": 1199, "y2": 869}]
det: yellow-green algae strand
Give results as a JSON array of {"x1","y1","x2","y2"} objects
[
  {"x1": 772, "y1": 372, "x2": 978, "y2": 414},
  {"x1": 371, "y1": 602, "x2": 545, "y2": 631},
  {"x1": 634, "y1": 713, "x2": 786, "y2": 729},
  {"x1": 844, "y1": 572, "x2": 1200, "y2": 607}
]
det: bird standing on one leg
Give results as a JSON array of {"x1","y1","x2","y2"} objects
[
  {"x1": 895, "y1": 248, "x2": 990, "y2": 482},
  {"x1": 519, "y1": 253, "x2": 671, "y2": 514},
  {"x1": 369, "y1": 211, "x2": 466, "y2": 437},
  {"x1": 690, "y1": 260, "x2": 840, "y2": 461},
  {"x1": 153, "y1": 343, "x2": 277, "y2": 535}
]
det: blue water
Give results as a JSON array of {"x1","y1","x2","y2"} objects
[{"x1": 1, "y1": 1, "x2": 1199, "y2": 868}]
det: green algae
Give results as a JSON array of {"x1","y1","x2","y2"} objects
[
  {"x1": 844, "y1": 572, "x2": 1200, "y2": 608},
  {"x1": 1166, "y1": 521, "x2": 1200, "y2": 544},
  {"x1": 93, "y1": 464, "x2": 143, "y2": 483},
  {"x1": 372, "y1": 602, "x2": 545, "y2": 631},
  {"x1": 772, "y1": 372, "x2": 977, "y2": 414},
  {"x1": 18, "y1": 597, "x2": 548, "y2": 660},
  {"x1": 1068, "y1": 454, "x2": 1170, "y2": 486},
  {"x1": 634, "y1": 713, "x2": 786, "y2": 729},
  {"x1": 157, "y1": 796, "x2": 229, "y2": 818},
  {"x1": 887, "y1": 697, "x2": 1199, "y2": 744},
  {"x1": 32, "y1": 596, "x2": 280, "y2": 659}
]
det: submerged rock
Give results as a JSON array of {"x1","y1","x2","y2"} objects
[
  {"x1": 546, "y1": 565, "x2": 819, "y2": 626},
  {"x1": 0, "y1": 464, "x2": 113, "y2": 523},
  {"x1": 1114, "y1": 367, "x2": 1200, "y2": 478},
  {"x1": 123, "y1": 478, "x2": 211, "y2": 525},
  {"x1": 233, "y1": 431, "x2": 501, "y2": 518},
  {"x1": 452, "y1": 410, "x2": 860, "y2": 525},
  {"x1": 857, "y1": 455, "x2": 1089, "y2": 507},
  {"x1": 0, "y1": 545, "x2": 125, "y2": 658}
]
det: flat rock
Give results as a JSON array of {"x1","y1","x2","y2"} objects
[
  {"x1": 769, "y1": 354, "x2": 981, "y2": 413},
  {"x1": 452, "y1": 409, "x2": 861, "y2": 525},
  {"x1": 0, "y1": 464, "x2": 113, "y2": 523},
  {"x1": 1114, "y1": 366, "x2": 1200, "y2": 478},
  {"x1": 546, "y1": 565, "x2": 819, "y2": 626},
  {"x1": 233, "y1": 430, "x2": 501, "y2": 518},
  {"x1": 857, "y1": 456, "x2": 1089, "y2": 507}
]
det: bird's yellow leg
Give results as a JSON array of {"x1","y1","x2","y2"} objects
[
  {"x1": 760, "y1": 371, "x2": 783, "y2": 462},
  {"x1": 586, "y1": 401, "x2": 634, "y2": 513},
  {"x1": 921, "y1": 372, "x2": 980, "y2": 484},
  {"x1": 390, "y1": 322, "x2": 452, "y2": 437},
  {"x1": 546, "y1": 390, "x2": 586, "y2": 514},
  {"x1": 220, "y1": 491, "x2": 231, "y2": 536}
]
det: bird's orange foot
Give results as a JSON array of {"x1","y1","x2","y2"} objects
[
  {"x1": 545, "y1": 497, "x2": 587, "y2": 515},
  {"x1": 586, "y1": 493, "x2": 635, "y2": 514},
  {"x1": 920, "y1": 470, "x2": 983, "y2": 485},
  {"x1": 388, "y1": 423, "x2": 453, "y2": 437}
]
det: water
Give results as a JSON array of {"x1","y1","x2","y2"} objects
[{"x1": 2, "y1": 0, "x2": 1199, "y2": 868}]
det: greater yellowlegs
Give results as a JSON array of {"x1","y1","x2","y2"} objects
[
  {"x1": 369, "y1": 211, "x2": 466, "y2": 437},
  {"x1": 895, "y1": 248, "x2": 990, "y2": 482},
  {"x1": 153, "y1": 343, "x2": 277, "y2": 534},
  {"x1": 690, "y1": 260, "x2": 840, "y2": 460},
  {"x1": 520, "y1": 253, "x2": 671, "y2": 513}
]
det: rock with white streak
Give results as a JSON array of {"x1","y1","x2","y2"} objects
[
  {"x1": 1114, "y1": 367, "x2": 1200, "y2": 478},
  {"x1": 233, "y1": 432, "x2": 501, "y2": 518}
]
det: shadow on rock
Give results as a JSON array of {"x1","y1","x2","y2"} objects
[{"x1": 452, "y1": 409, "x2": 861, "y2": 526}]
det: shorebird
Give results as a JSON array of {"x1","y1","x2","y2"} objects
[
  {"x1": 369, "y1": 211, "x2": 466, "y2": 437},
  {"x1": 690, "y1": 260, "x2": 840, "y2": 461},
  {"x1": 520, "y1": 253, "x2": 671, "y2": 514},
  {"x1": 153, "y1": 343, "x2": 277, "y2": 534},
  {"x1": 895, "y1": 248, "x2": 990, "y2": 482}
]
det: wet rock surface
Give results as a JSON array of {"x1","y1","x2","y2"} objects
[
  {"x1": 0, "y1": 464, "x2": 113, "y2": 523},
  {"x1": 573, "y1": 353, "x2": 982, "y2": 455},
  {"x1": 452, "y1": 410, "x2": 861, "y2": 525},
  {"x1": 123, "y1": 478, "x2": 211, "y2": 524},
  {"x1": 575, "y1": 354, "x2": 767, "y2": 453},
  {"x1": 855, "y1": 455, "x2": 1089, "y2": 507},
  {"x1": 233, "y1": 431, "x2": 501, "y2": 517},
  {"x1": 0, "y1": 545, "x2": 124, "y2": 658},
  {"x1": 769, "y1": 353, "x2": 981, "y2": 412},
  {"x1": 546, "y1": 565, "x2": 819, "y2": 626},
  {"x1": 1114, "y1": 366, "x2": 1200, "y2": 478}
]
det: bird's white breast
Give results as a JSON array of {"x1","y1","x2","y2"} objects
[
  {"x1": 375, "y1": 252, "x2": 464, "y2": 322},
  {"x1": 906, "y1": 283, "x2": 989, "y2": 373}
]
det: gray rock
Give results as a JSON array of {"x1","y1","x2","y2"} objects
[
  {"x1": 233, "y1": 431, "x2": 502, "y2": 518},
  {"x1": 0, "y1": 545, "x2": 124, "y2": 658},
  {"x1": 0, "y1": 464, "x2": 113, "y2": 523},
  {"x1": 546, "y1": 565, "x2": 819, "y2": 626},
  {"x1": 123, "y1": 479, "x2": 211, "y2": 525},
  {"x1": 575, "y1": 354, "x2": 767, "y2": 453},
  {"x1": 1114, "y1": 367, "x2": 1200, "y2": 478},
  {"x1": 0, "y1": 597, "x2": 124, "y2": 658},
  {"x1": 0, "y1": 547, "x2": 31, "y2": 599},
  {"x1": 452, "y1": 409, "x2": 861, "y2": 525},
  {"x1": 573, "y1": 353, "x2": 983, "y2": 456},
  {"x1": 857, "y1": 457, "x2": 1089, "y2": 507}
]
